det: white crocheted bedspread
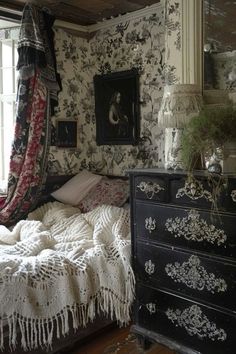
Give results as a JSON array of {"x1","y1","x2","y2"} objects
[{"x1": 0, "y1": 202, "x2": 135, "y2": 351}]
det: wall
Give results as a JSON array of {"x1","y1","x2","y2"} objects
[
  {"x1": 212, "y1": 51, "x2": 236, "y2": 90},
  {"x1": 48, "y1": 2, "x2": 175, "y2": 176}
]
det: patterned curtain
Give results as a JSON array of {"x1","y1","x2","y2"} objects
[{"x1": 0, "y1": 3, "x2": 61, "y2": 225}]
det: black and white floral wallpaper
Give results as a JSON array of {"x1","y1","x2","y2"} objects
[
  {"x1": 2, "y1": 1, "x2": 234, "y2": 178},
  {"x1": 0, "y1": 2, "x2": 183, "y2": 177},
  {"x1": 164, "y1": 0, "x2": 181, "y2": 84},
  {"x1": 48, "y1": 3, "x2": 169, "y2": 176}
]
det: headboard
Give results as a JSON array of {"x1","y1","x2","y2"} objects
[
  {"x1": 43, "y1": 174, "x2": 128, "y2": 195},
  {"x1": 35, "y1": 175, "x2": 74, "y2": 209},
  {"x1": 37, "y1": 173, "x2": 129, "y2": 208},
  {"x1": 42, "y1": 175, "x2": 74, "y2": 195}
]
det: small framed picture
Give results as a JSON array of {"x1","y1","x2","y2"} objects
[
  {"x1": 56, "y1": 120, "x2": 77, "y2": 148},
  {"x1": 94, "y1": 69, "x2": 140, "y2": 145}
]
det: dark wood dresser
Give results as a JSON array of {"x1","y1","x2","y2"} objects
[{"x1": 128, "y1": 168, "x2": 236, "y2": 354}]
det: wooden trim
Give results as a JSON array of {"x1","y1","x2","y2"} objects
[
  {"x1": 0, "y1": 2, "x2": 162, "y2": 34},
  {"x1": 181, "y1": 0, "x2": 203, "y2": 87},
  {"x1": 86, "y1": 2, "x2": 162, "y2": 32}
]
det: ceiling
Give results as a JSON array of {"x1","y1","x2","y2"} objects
[{"x1": 0, "y1": 0, "x2": 160, "y2": 26}]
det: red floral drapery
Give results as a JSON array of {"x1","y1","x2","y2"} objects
[{"x1": 0, "y1": 4, "x2": 61, "y2": 225}]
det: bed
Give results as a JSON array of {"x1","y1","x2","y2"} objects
[{"x1": 0, "y1": 171, "x2": 133, "y2": 353}]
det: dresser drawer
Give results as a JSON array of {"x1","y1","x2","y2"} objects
[
  {"x1": 170, "y1": 175, "x2": 213, "y2": 209},
  {"x1": 135, "y1": 243, "x2": 236, "y2": 312},
  {"x1": 135, "y1": 285, "x2": 235, "y2": 354},
  {"x1": 134, "y1": 175, "x2": 167, "y2": 202},
  {"x1": 135, "y1": 201, "x2": 236, "y2": 259},
  {"x1": 170, "y1": 175, "x2": 236, "y2": 213}
]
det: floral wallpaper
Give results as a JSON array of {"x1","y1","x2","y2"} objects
[
  {"x1": 48, "y1": 2, "x2": 171, "y2": 176},
  {"x1": 0, "y1": 2, "x2": 183, "y2": 178},
  {"x1": 164, "y1": 0, "x2": 181, "y2": 84}
]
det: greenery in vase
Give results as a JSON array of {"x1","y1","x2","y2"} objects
[{"x1": 181, "y1": 104, "x2": 236, "y2": 171}]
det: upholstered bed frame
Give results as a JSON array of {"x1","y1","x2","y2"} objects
[{"x1": 3, "y1": 315, "x2": 114, "y2": 354}]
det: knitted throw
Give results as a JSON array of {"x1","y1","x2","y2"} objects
[{"x1": 0, "y1": 202, "x2": 135, "y2": 351}]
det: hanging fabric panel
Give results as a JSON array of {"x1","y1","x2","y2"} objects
[{"x1": 0, "y1": 3, "x2": 61, "y2": 225}]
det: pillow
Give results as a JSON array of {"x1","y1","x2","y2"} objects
[
  {"x1": 51, "y1": 170, "x2": 103, "y2": 206},
  {"x1": 78, "y1": 177, "x2": 129, "y2": 212}
]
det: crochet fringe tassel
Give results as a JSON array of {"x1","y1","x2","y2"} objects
[{"x1": 0, "y1": 274, "x2": 135, "y2": 352}]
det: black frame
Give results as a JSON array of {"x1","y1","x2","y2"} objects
[
  {"x1": 56, "y1": 120, "x2": 77, "y2": 148},
  {"x1": 94, "y1": 69, "x2": 140, "y2": 145}
]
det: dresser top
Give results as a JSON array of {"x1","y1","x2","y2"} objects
[{"x1": 127, "y1": 168, "x2": 236, "y2": 178}]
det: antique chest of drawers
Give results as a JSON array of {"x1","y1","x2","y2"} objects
[{"x1": 128, "y1": 168, "x2": 236, "y2": 354}]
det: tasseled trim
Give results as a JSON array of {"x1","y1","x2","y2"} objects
[{"x1": 0, "y1": 274, "x2": 135, "y2": 352}]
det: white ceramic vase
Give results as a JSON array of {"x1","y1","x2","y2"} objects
[
  {"x1": 206, "y1": 143, "x2": 236, "y2": 174},
  {"x1": 164, "y1": 128, "x2": 184, "y2": 170}
]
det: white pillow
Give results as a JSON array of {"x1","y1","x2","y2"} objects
[{"x1": 51, "y1": 170, "x2": 103, "y2": 206}]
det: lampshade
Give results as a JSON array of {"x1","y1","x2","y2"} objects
[{"x1": 158, "y1": 84, "x2": 203, "y2": 128}]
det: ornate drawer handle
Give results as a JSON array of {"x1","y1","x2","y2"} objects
[
  {"x1": 165, "y1": 255, "x2": 227, "y2": 293},
  {"x1": 145, "y1": 217, "x2": 156, "y2": 233},
  {"x1": 176, "y1": 177, "x2": 213, "y2": 202},
  {"x1": 145, "y1": 260, "x2": 155, "y2": 275},
  {"x1": 231, "y1": 190, "x2": 236, "y2": 202},
  {"x1": 165, "y1": 209, "x2": 227, "y2": 246},
  {"x1": 166, "y1": 304, "x2": 227, "y2": 341},
  {"x1": 137, "y1": 181, "x2": 164, "y2": 199},
  {"x1": 146, "y1": 303, "x2": 156, "y2": 314}
]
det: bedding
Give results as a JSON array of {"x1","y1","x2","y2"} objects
[
  {"x1": 50, "y1": 171, "x2": 129, "y2": 212},
  {"x1": 78, "y1": 177, "x2": 129, "y2": 212},
  {"x1": 0, "y1": 201, "x2": 134, "y2": 352},
  {"x1": 50, "y1": 170, "x2": 103, "y2": 206}
]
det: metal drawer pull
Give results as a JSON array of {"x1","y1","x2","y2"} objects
[
  {"x1": 231, "y1": 190, "x2": 236, "y2": 202},
  {"x1": 145, "y1": 260, "x2": 155, "y2": 275},
  {"x1": 145, "y1": 217, "x2": 156, "y2": 233},
  {"x1": 166, "y1": 304, "x2": 227, "y2": 341},
  {"x1": 165, "y1": 209, "x2": 227, "y2": 246},
  {"x1": 165, "y1": 255, "x2": 227, "y2": 293},
  {"x1": 176, "y1": 177, "x2": 213, "y2": 202},
  {"x1": 146, "y1": 303, "x2": 156, "y2": 314},
  {"x1": 137, "y1": 181, "x2": 164, "y2": 199}
]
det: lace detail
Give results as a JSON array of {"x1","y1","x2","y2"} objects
[
  {"x1": 136, "y1": 181, "x2": 164, "y2": 199},
  {"x1": 165, "y1": 209, "x2": 227, "y2": 246},
  {"x1": 165, "y1": 255, "x2": 227, "y2": 293},
  {"x1": 166, "y1": 305, "x2": 227, "y2": 341},
  {"x1": 176, "y1": 177, "x2": 213, "y2": 202}
]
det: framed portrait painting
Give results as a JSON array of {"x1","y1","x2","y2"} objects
[
  {"x1": 94, "y1": 69, "x2": 140, "y2": 145},
  {"x1": 56, "y1": 120, "x2": 78, "y2": 148}
]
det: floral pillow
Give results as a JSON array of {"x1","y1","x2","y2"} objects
[{"x1": 78, "y1": 177, "x2": 129, "y2": 212}]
